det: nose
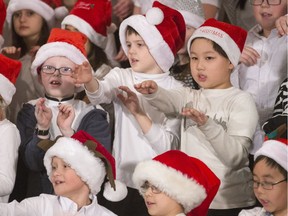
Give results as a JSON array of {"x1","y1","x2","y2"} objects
[
  {"x1": 52, "y1": 68, "x2": 62, "y2": 77},
  {"x1": 144, "y1": 187, "x2": 153, "y2": 197},
  {"x1": 196, "y1": 59, "x2": 204, "y2": 70}
]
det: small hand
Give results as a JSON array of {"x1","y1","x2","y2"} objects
[
  {"x1": 181, "y1": 107, "x2": 208, "y2": 126},
  {"x1": 134, "y1": 80, "x2": 158, "y2": 95},
  {"x1": 117, "y1": 86, "x2": 143, "y2": 115},
  {"x1": 1, "y1": 46, "x2": 21, "y2": 59},
  {"x1": 35, "y1": 98, "x2": 52, "y2": 130},
  {"x1": 72, "y1": 61, "x2": 93, "y2": 85},
  {"x1": 239, "y1": 46, "x2": 260, "y2": 66},
  {"x1": 57, "y1": 103, "x2": 75, "y2": 137},
  {"x1": 275, "y1": 15, "x2": 288, "y2": 36}
]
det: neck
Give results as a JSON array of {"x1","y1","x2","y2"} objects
[
  {"x1": 23, "y1": 34, "x2": 40, "y2": 51},
  {"x1": 45, "y1": 94, "x2": 74, "y2": 102}
]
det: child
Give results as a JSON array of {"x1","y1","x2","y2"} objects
[
  {"x1": 0, "y1": 54, "x2": 21, "y2": 203},
  {"x1": 73, "y1": 2, "x2": 185, "y2": 215},
  {"x1": 11, "y1": 28, "x2": 112, "y2": 201},
  {"x1": 133, "y1": 150, "x2": 220, "y2": 216},
  {"x1": 169, "y1": 0, "x2": 205, "y2": 89},
  {"x1": 135, "y1": 19, "x2": 259, "y2": 216},
  {"x1": 2, "y1": 0, "x2": 56, "y2": 123},
  {"x1": 239, "y1": 138, "x2": 287, "y2": 216},
  {"x1": 1, "y1": 130, "x2": 127, "y2": 215},
  {"x1": 231, "y1": 0, "x2": 287, "y2": 157}
]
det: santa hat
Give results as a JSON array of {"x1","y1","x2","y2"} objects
[
  {"x1": 61, "y1": 0, "x2": 116, "y2": 50},
  {"x1": 159, "y1": 0, "x2": 205, "y2": 28},
  {"x1": 6, "y1": 0, "x2": 56, "y2": 29},
  {"x1": 0, "y1": 0, "x2": 6, "y2": 47},
  {"x1": 187, "y1": 18, "x2": 247, "y2": 66},
  {"x1": 31, "y1": 28, "x2": 88, "y2": 76},
  {"x1": 254, "y1": 138, "x2": 288, "y2": 171},
  {"x1": 133, "y1": 150, "x2": 220, "y2": 215},
  {"x1": 119, "y1": 1, "x2": 186, "y2": 72},
  {"x1": 42, "y1": 0, "x2": 69, "y2": 20},
  {"x1": 41, "y1": 130, "x2": 128, "y2": 201},
  {"x1": 0, "y1": 54, "x2": 21, "y2": 105}
]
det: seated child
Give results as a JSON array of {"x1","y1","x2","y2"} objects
[
  {"x1": 239, "y1": 138, "x2": 287, "y2": 216},
  {"x1": 133, "y1": 150, "x2": 220, "y2": 216},
  {"x1": 0, "y1": 130, "x2": 127, "y2": 215},
  {"x1": 0, "y1": 54, "x2": 21, "y2": 203}
]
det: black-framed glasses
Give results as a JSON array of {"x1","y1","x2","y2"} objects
[
  {"x1": 140, "y1": 181, "x2": 161, "y2": 194},
  {"x1": 41, "y1": 65, "x2": 74, "y2": 76},
  {"x1": 250, "y1": 0, "x2": 282, "y2": 5},
  {"x1": 253, "y1": 178, "x2": 287, "y2": 190}
]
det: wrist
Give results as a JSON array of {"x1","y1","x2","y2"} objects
[{"x1": 35, "y1": 128, "x2": 50, "y2": 136}]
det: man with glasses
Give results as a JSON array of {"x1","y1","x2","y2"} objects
[{"x1": 239, "y1": 138, "x2": 287, "y2": 216}]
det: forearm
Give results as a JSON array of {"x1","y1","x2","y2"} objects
[{"x1": 84, "y1": 78, "x2": 99, "y2": 93}]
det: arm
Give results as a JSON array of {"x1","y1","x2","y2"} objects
[{"x1": 0, "y1": 125, "x2": 20, "y2": 197}]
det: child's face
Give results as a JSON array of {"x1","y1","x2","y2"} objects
[
  {"x1": 13, "y1": 9, "x2": 44, "y2": 38},
  {"x1": 189, "y1": 38, "x2": 234, "y2": 89},
  {"x1": 253, "y1": 159, "x2": 287, "y2": 215},
  {"x1": 177, "y1": 26, "x2": 196, "y2": 55},
  {"x1": 141, "y1": 182, "x2": 184, "y2": 216},
  {"x1": 51, "y1": 156, "x2": 90, "y2": 199},
  {"x1": 252, "y1": 0, "x2": 287, "y2": 32},
  {"x1": 125, "y1": 33, "x2": 162, "y2": 74},
  {"x1": 39, "y1": 56, "x2": 76, "y2": 99}
]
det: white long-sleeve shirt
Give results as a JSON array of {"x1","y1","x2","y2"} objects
[
  {"x1": 86, "y1": 67, "x2": 182, "y2": 188},
  {"x1": 0, "y1": 119, "x2": 20, "y2": 203}
]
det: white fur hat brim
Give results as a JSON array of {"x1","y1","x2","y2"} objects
[
  {"x1": 6, "y1": 0, "x2": 55, "y2": 29},
  {"x1": 132, "y1": 160, "x2": 206, "y2": 213},
  {"x1": 31, "y1": 41, "x2": 88, "y2": 76},
  {"x1": 119, "y1": 15, "x2": 174, "y2": 72},
  {"x1": 44, "y1": 137, "x2": 106, "y2": 195},
  {"x1": 61, "y1": 15, "x2": 107, "y2": 49},
  {"x1": 0, "y1": 74, "x2": 16, "y2": 105}
]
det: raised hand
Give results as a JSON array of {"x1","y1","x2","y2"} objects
[
  {"x1": 181, "y1": 107, "x2": 208, "y2": 126},
  {"x1": 134, "y1": 80, "x2": 158, "y2": 95},
  {"x1": 275, "y1": 15, "x2": 288, "y2": 36},
  {"x1": 72, "y1": 61, "x2": 93, "y2": 85},
  {"x1": 35, "y1": 98, "x2": 52, "y2": 130},
  {"x1": 57, "y1": 103, "x2": 75, "y2": 137},
  {"x1": 1, "y1": 46, "x2": 21, "y2": 59},
  {"x1": 239, "y1": 46, "x2": 260, "y2": 66}
]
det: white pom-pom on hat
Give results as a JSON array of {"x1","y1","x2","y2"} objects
[
  {"x1": 146, "y1": 7, "x2": 164, "y2": 25},
  {"x1": 103, "y1": 180, "x2": 128, "y2": 202}
]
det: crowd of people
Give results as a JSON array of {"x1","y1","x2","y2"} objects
[{"x1": 0, "y1": 0, "x2": 287, "y2": 216}]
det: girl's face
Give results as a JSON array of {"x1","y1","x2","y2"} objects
[
  {"x1": 126, "y1": 32, "x2": 162, "y2": 74},
  {"x1": 142, "y1": 182, "x2": 184, "y2": 216},
  {"x1": 177, "y1": 26, "x2": 196, "y2": 55},
  {"x1": 253, "y1": 0, "x2": 287, "y2": 34},
  {"x1": 39, "y1": 56, "x2": 76, "y2": 99},
  {"x1": 13, "y1": 9, "x2": 44, "y2": 39},
  {"x1": 65, "y1": 24, "x2": 92, "y2": 56},
  {"x1": 253, "y1": 160, "x2": 287, "y2": 216},
  {"x1": 51, "y1": 156, "x2": 90, "y2": 200},
  {"x1": 189, "y1": 38, "x2": 234, "y2": 89}
]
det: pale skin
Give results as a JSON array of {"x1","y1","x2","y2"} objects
[
  {"x1": 1, "y1": 9, "x2": 44, "y2": 59},
  {"x1": 51, "y1": 156, "x2": 91, "y2": 211},
  {"x1": 240, "y1": 0, "x2": 287, "y2": 66}
]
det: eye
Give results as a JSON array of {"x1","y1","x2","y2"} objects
[
  {"x1": 205, "y1": 56, "x2": 214, "y2": 60},
  {"x1": 60, "y1": 67, "x2": 73, "y2": 74},
  {"x1": 13, "y1": 12, "x2": 21, "y2": 18},
  {"x1": 27, "y1": 10, "x2": 35, "y2": 16},
  {"x1": 190, "y1": 56, "x2": 198, "y2": 61}
]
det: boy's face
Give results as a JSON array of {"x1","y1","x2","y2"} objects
[
  {"x1": 125, "y1": 32, "x2": 162, "y2": 74},
  {"x1": 189, "y1": 38, "x2": 234, "y2": 89},
  {"x1": 51, "y1": 156, "x2": 90, "y2": 199},
  {"x1": 253, "y1": 159, "x2": 287, "y2": 215},
  {"x1": 253, "y1": 0, "x2": 287, "y2": 32},
  {"x1": 141, "y1": 182, "x2": 184, "y2": 216},
  {"x1": 39, "y1": 56, "x2": 76, "y2": 99}
]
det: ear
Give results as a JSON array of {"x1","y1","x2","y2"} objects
[{"x1": 229, "y1": 62, "x2": 234, "y2": 72}]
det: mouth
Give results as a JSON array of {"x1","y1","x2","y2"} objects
[
  {"x1": 54, "y1": 180, "x2": 64, "y2": 186},
  {"x1": 197, "y1": 74, "x2": 207, "y2": 82},
  {"x1": 50, "y1": 80, "x2": 62, "y2": 86},
  {"x1": 261, "y1": 12, "x2": 272, "y2": 18},
  {"x1": 130, "y1": 58, "x2": 138, "y2": 64},
  {"x1": 145, "y1": 201, "x2": 155, "y2": 208}
]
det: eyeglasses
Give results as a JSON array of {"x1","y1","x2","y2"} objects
[
  {"x1": 140, "y1": 182, "x2": 161, "y2": 194},
  {"x1": 253, "y1": 178, "x2": 287, "y2": 190},
  {"x1": 250, "y1": 0, "x2": 282, "y2": 5},
  {"x1": 41, "y1": 65, "x2": 74, "y2": 76}
]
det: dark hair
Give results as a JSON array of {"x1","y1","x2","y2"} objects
[
  {"x1": 126, "y1": 25, "x2": 139, "y2": 36},
  {"x1": 254, "y1": 155, "x2": 288, "y2": 179},
  {"x1": 236, "y1": 0, "x2": 248, "y2": 10},
  {"x1": 88, "y1": 43, "x2": 110, "y2": 70},
  {"x1": 190, "y1": 37, "x2": 229, "y2": 59},
  {"x1": 11, "y1": 17, "x2": 49, "y2": 58}
]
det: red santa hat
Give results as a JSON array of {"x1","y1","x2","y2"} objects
[
  {"x1": 0, "y1": 54, "x2": 21, "y2": 105},
  {"x1": 119, "y1": 1, "x2": 186, "y2": 72},
  {"x1": 133, "y1": 150, "x2": 220, "y2": 215},
  {"x1": 187, "y1": 18, "x2": 247, "y2": 67},
  {"x1": 255, "y1": 138, "x2": 288, "y2": 171},
  {"x1": 6, "y1": 0, "x2": 56, "y2": 28},
  {"x1": 160, "y1": 0, "x2": 205, "y2": 28},
  {"x1": 31, "y1": 28, "x2": 88, "y2": 76},
  {"x1": 42, "y1": 0, "x2": 69, "y2": 20},
  {"x1": 61, "y1": 0, "x2": 115, "y2": 50},
  {"x1": 0, "y1": 0, "x2": 6, "y2": 47},
  {"x1": 42, "y1": 130, "x2": 128, "y2": 201}
]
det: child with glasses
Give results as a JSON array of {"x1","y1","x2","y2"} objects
[
  {"x1": 11, "y1": 28, "x2": 111, "y2": 201},
  {"x1": 133, "y1": 150, "x2": 220, "y2": 216},
  {"x1": 231, "y1": 0, "x2": 287, "y2": 168},
  {"x1": 239, "y1": 138, "x2": 287, "y2": 216}
]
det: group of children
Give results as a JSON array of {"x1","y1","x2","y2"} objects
[{"x1": 0, "y1": 0, "x2": 287, "y2": 215}]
